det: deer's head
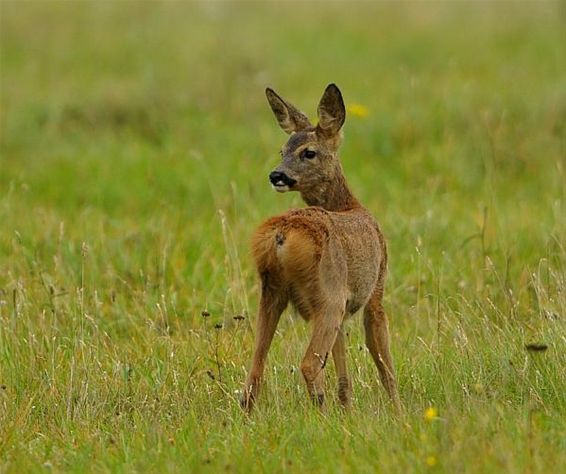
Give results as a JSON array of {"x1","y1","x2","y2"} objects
[{"x1": 265, "y1": 84, "x2": 346, "y2": 200}]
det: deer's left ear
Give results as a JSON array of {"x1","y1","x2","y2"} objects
[
  {"x1": 316, "y1": 83, "x2": 346, "y2": 137},
  {"x1": 265, "y1": 88, "x2": 312, "y2": 134}
]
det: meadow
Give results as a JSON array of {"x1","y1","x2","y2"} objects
[{"x1": 1, "y1": 2, "x2": 565, "y2": 473}]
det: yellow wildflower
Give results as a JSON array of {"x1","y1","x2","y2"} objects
[
  {"x1": 424, "y1": 406, "x2": 438, "y2": 421},
  {"x1": 426, "y1": 455, "x2": 438, "y2": 467},
  {"x1": 347, "y1": 103, "x2": 369, "y2": 118}
]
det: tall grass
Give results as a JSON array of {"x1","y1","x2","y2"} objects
[{"x1": 1, "y1": 2, "x2": 565, "y2": 472}]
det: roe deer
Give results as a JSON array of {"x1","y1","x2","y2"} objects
[{"x1": 241, "y1": 84, "x2": 400, "y2": 412}]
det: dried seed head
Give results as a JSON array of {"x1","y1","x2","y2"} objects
[
  {"x1": 525, "y1": 343, "x2": 548, "y2": 352},
  {"x1": 201, "y1": 310, "x2": 210, "y2": 318}
]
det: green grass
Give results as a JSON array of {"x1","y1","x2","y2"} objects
[{"x1": 1, "y1": 2, "x2": 565, "y2": 472}]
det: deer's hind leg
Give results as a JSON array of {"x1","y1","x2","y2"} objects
[
  {"x1": 296, "y1": 245, "x2": 348, "y2": 409},
  {"x1": 300, "y1": 300, "x2": 345, "y2": 409},
  {"x1": 277, "y1": 225, "x2": 347, "y2": 409},
  {"x1": 363, "y1": 286, "x2": 401, "y2": 411},
  {"x1": 241, "y1": 274, "x2": 288, "y2": 413}
]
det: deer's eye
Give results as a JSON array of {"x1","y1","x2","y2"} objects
[{"x1": 302, "y1": 149, "x2": 316, "y2": 159}]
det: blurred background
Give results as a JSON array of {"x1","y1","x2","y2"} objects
[
  {"x1": 0, "y1": 2, "x2": 565, "y2": 471},
  {"x1": 1, "y1": 1, "x2": 564, "y2": 316}
]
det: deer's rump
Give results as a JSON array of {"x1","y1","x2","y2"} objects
[{"x1": 251, "y1": 207, "x2": 385, "y2": 319}]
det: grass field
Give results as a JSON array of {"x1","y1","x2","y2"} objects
[{"x1": 1, "y1": 2, "x2": 565, "y2": 472}]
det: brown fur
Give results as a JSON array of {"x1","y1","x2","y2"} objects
[{"x1": 241, "y1": 84, "x2": 400, "y2": 412}]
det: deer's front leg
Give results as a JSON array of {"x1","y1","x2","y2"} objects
[
  {"x1": 241, "y1": 284, "x2": 287, "y2": 413},
  {"x1": 332, "y1": 326, "x2": 351, "y2": 408},
  {"x1": 363, "y1": 288, "x2": 401, "y2": 412}
]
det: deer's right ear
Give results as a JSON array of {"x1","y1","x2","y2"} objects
[
  {"x1": 316, "y1": 83, "x2": 346, "y2": 138},
  {"x1": 265, "y1": 88, "x2": 312, "y2": 134}
]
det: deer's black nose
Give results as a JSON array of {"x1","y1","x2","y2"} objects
[
  {"x1": 269, "y1": 171, "x2": 296, "y2": 187},
  {"x1": 269, "y1": 171, "x2": 285, "y2": 184}
]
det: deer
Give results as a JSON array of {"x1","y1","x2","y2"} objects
[{"x1": 241, "y1": 84, "x2": 400, "y2": 413}]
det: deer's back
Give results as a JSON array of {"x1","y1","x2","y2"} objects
[{"x1": 327, "y1": 207, "x2": 385, "y2": 313}]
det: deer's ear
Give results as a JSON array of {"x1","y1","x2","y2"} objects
[
  {"x1": 265, "y1": 88, "x2": 312, "y2": 134},
  {"x1": 316, "y1": 83, "x2": 346, "y2": 137}
]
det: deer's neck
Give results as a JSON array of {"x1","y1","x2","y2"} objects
[{"x1": 300, "y1": 162, "x2": 361, "y2": 212}]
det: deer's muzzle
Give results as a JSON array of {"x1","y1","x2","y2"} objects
[{"x1": 269, "y1": 171, "x2": 296, "y2": 192}]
